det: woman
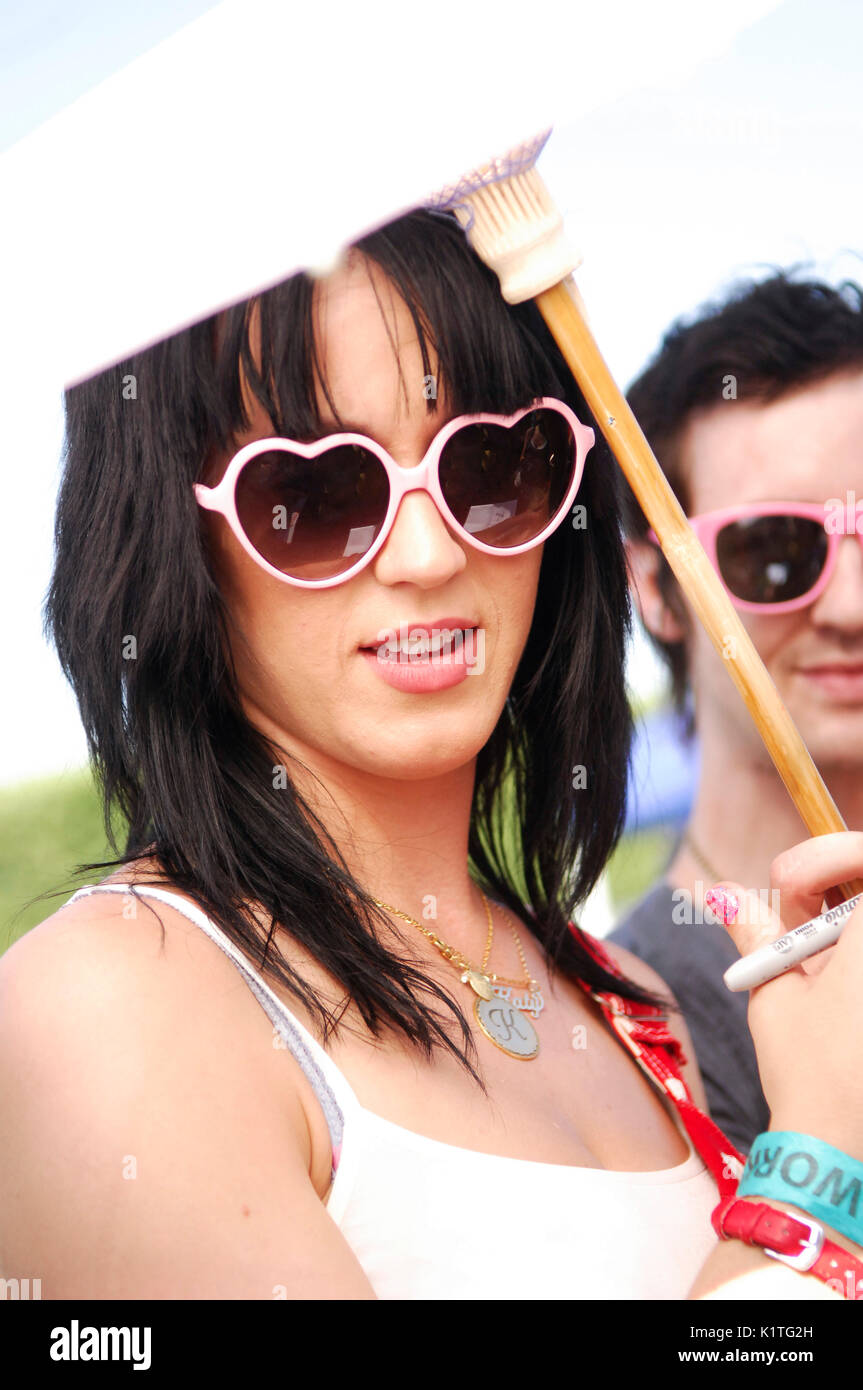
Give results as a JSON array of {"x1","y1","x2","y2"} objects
[{"x1": 1, "y1": 210, "x2": 861, "y2": 1299}]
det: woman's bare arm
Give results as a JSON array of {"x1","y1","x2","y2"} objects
[{"x1": 0, "y1": 903, "x2": 376, "y2": 1300}]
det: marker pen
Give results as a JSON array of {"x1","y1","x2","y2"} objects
[{"x1": 723, "y1": 892, "x2": 863, "y2": 992}]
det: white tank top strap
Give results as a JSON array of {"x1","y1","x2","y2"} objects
[{"x1": 66, "y1": 883, "x2": 362, "y2": 1167}]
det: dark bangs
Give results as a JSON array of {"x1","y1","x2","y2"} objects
[{"x1": 210, "y1": 210, "x2": 571, "y2": 450}]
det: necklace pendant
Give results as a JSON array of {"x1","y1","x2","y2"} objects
[
  {"x1": 461, "y1": 969, "x2": 494, "y2": 1000},
  {"x1": 524, "y1": 988, "x2": 544, "y2": 1019},
  {"x1": 474, "y1": 995, "x2": 539, "y2": 1059},
  {"x1": 492, "y1": 984, "x2": 544, "y2": 1019}
]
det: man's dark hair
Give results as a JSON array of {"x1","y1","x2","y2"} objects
[{"x1": 622, "y1": 269, "x2": 863, "y2": 722}]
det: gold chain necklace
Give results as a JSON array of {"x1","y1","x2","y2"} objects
[
  {"x1": 483, "y1": 903, "x2": 546, "y2": 1019},
  {"x1": 684, "y1": 832, "x2": 724, "y2": 888},
  {"x1": 372, "y1": 890, "x2": 541, "y2": 1060}
]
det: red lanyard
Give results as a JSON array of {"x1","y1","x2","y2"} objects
[{"x1": 570, "y1": 923, "x2": 745, "y2": 1195}]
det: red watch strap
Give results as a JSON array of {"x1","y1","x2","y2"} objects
[{"x1": 713, "y1": 1195, "x2": 863, "y2": 1298}]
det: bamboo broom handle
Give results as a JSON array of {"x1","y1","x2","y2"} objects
[{"x1": 537, "y1": 276, "x2": 863, "y2": 902}]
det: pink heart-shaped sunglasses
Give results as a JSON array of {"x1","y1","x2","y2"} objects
[{"x1": 194, "y1": 398, "x2": 594, "y2": 588}]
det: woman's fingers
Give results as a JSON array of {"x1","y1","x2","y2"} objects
[
  {"x1": 824, "y1": 886, "x2": 863, "y2": 980},
  {"x1": 705, "y1": 879, "x2": 837, "y2": 979},
  {"x1": 703, "y1": 833, "x2": 863, "y2": 969},
  {"x1": 770, "y1": 831, "x2": 863, "y2": 923},
  {"x1": 797, "y1": 943, "x2": 836, "y2": 978},
  {"x1": 705, "y1": 882, "x2": 784, "y2": 959},
  {"x1": 703, "y1": 836, "x2": 863, "y2": 1154}
]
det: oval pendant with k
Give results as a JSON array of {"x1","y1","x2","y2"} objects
[{"x1": 474, "y1": 995, "x2": 539, "y2": 1059}]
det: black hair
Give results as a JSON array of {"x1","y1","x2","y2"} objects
[
  {"x1": 621, "y1": 269, "x2": 863, "y2": 724},
  {"x1": 45, "y1": 207, "x2": 663, "y2": 1086}
]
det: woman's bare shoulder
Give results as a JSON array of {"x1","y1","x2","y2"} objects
[
  {"x1": 0, "y1": 873, "x2": 296, "y2": 1217},
  {"x1": 0, "y1": 876, "x2": 374, "y2": 1297},
  {"x1": 0, "y1": 872, "x2": 231, "y2": 1014},
  {"x1": 0, "y1": 872, "x2": 274, "y2": 1108},
  {"x1": 599, "y1": 934, "x2": 675, "y2": 1000}
]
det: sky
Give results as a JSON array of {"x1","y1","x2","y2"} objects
[
  {"x1": 1, "y1": 0, "x2": 862, "y2": 787},
  {"x1": 0, "y1": 1, "x2": 218, "y2": 151}
]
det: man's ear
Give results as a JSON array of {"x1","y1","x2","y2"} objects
[{"x1": 625, "y1": 538, "x2": 688, "y2": 643}]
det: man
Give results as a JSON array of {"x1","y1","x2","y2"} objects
[{"x1": 609, "y1": 271, "x2": 863, "y2": 1153}]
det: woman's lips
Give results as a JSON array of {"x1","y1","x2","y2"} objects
[
  {"x1": 797, "y1": 664, "x2": 863, "y2": 701},
  {"x1": 358, "y1": 621, "x2": 483, "y2": 693},
  {"x1": 358, "y1": 617, "x2": 479, "y2": 649}
]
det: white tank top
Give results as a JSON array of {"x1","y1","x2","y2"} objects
[{"x1": 68, "y1": 882, "x2": 720, "y2": 1299}]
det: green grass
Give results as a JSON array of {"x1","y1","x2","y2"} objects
[
  {"x1": 606, "y1": 825, "x2": 676, "y2": 914},
  {"x1": 0, "y1": 767, "x2": 121, "y2": 953}
]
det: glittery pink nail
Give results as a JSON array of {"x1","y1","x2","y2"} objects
[{"x1": 705, "y1": 887, "x2": 740, "y2": 924}]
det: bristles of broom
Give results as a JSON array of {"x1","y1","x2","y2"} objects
[{"x1": 438, "y1": 148, "x2": 862, "y2": 902}]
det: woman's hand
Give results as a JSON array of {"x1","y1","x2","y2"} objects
[{"x1": 710, "y1": 831, "x2": 863, "y2": 1161}]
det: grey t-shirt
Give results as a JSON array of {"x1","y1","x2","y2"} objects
[{"x1": 608, "y1": 880, "x2": 769, "y2": 1155}]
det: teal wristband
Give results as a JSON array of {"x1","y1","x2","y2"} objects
[{"x1": 738, "y1": 1131, "x2": 863, "y2": 1248}]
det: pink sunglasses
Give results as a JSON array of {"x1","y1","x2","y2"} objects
[
  {"x1": 195, "y1": 398, "x2": 593, "y2": 588},
  {"x1": 650, "y1": 500, "x2": 858, "y2": 614}
]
